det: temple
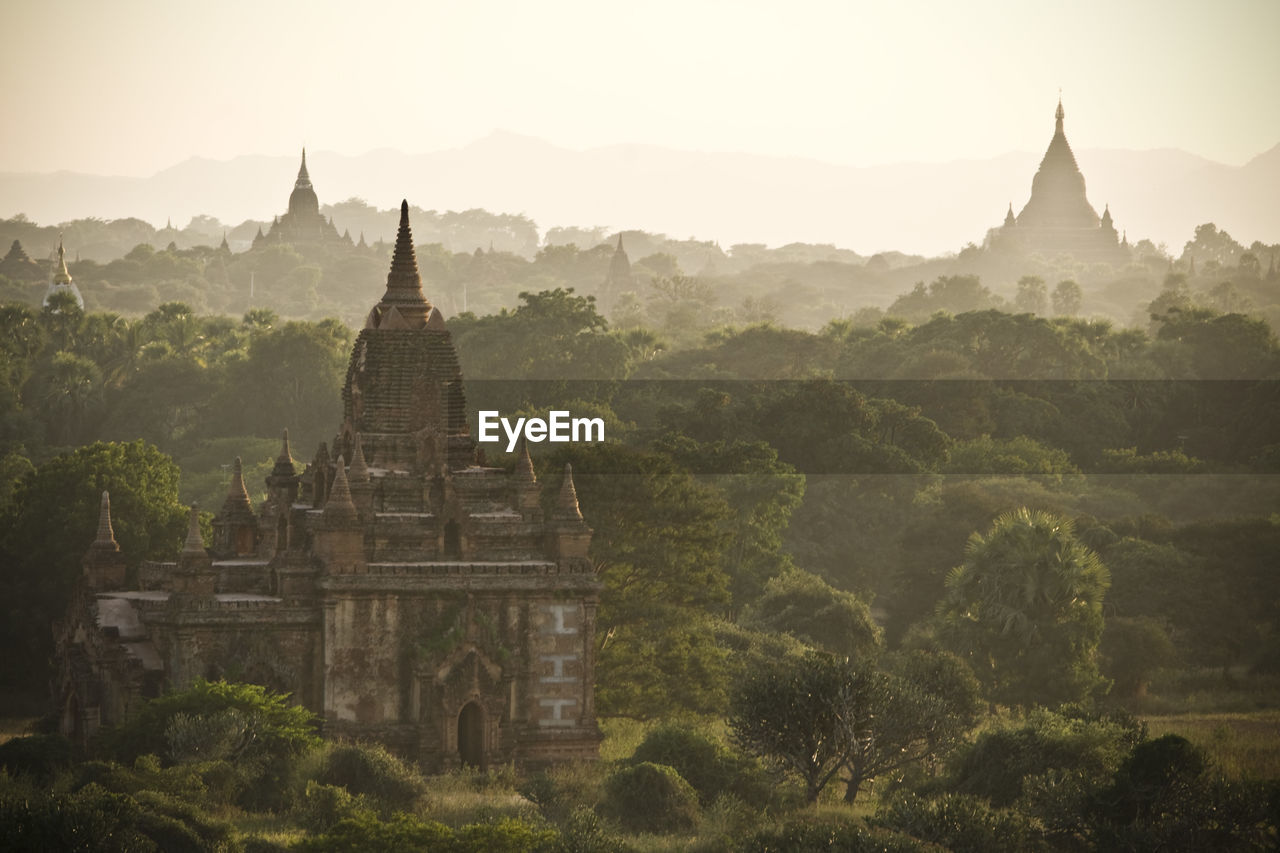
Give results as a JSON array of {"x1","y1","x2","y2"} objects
[
  {"x1": 987, "y1": 99, "x2": 1128, "y2": 263},
  {"x1": 253, "y1": 149, "x2": 350, "y2": 250},
  {"x1": 54, "y1": 202, "x2": 602, "y2": 770}
]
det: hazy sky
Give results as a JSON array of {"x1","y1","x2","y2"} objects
[{"x1": 3, "y1": 0, "x2": 1277, "y2": 176}]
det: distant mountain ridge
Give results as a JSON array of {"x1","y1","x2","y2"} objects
[{"x1": 2, "y1": 133, "x2": 1276, "y2": 257}]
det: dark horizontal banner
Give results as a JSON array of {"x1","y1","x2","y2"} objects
[{"x1": 456, "y1": 379, "x2": 1280, "y2": 476}]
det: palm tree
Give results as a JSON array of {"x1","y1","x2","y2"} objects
[{"x1": 940, "y1": 507, "x2": 1110, "y2": 707}]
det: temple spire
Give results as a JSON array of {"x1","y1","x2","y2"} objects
[
  {"x1": 91, "y1": 491, "x2": 119, "y2": 551},
  {"x1": 1056, "y1": 93, "x2": 1064, "y2": 135},
  {"x1": 296, "y1": 148, "x2": 312, "y2": 189},
  {"x1": 377, "y1": 200, "x2": 430, "y2": 309}
]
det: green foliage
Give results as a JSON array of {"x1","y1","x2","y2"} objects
[
  {"x1": 0, "y1": 440, "x2": 188, "y2": 707},
  {"x1": 599, "y1": 761, "x2": 700, "y2": 834},
  {"x1": 628, "y1": 723, "x2": 773, "y2": 807},
  {"x1": 745, "y1": 567, "x2": 882, "y2": 658},
  {"x1": 295, "y1": 811, "x2": 562, "y2": 853},
  {"x1": 1080, "y1": 734, "x2": 1275, "y2": 849},
  {"x1": 0, "y1": 733, "x2": 73, "y2": 784},
  {"x1": 742, "y1": 814, "x2": 941, "y2": 853},
  {"x1": 938, "y1": 508, "x2": 1111, "y2": 707},
  {"x1": 1101, "y1": 616, "x2": 1177, "y2": 699},
  {"x1": 452, "y1": 288, "x2": 630, "y2": 380},
  {"x1": 944, "y1": 707, "x2": 1146, "y2": 807},
  {"x1": 874, "y1": 792, "x2": 1048, "y2": 853},
  {"x1": 105, "y1": 679, "x2": 320, "y2": 810},
  {"x1": 315, "y1": 741, "x2": 427, "y2": 813},
  {"x1": 552, "y1": 442, "x2": 734, "y2": 718},
  {"x1": 0, "y1": 783, "x2": 157, "y2": 852},
  {"x1": 730, "y1": 651, "x2": 971, "y2": 804}
]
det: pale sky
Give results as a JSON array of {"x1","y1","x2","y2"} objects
[{"x1": 3, "y1": 0, "x2": 1277, "y2": 176}]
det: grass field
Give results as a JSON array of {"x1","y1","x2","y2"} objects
[{"x1": 1143, "y1": 710, "x2": 1280, "y2": 780}]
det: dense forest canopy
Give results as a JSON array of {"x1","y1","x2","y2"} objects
[{"x1": 2, "y1": 208, "x2": 1278, "y2": 849}]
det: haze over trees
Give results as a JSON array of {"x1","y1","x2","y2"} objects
[{"x1": 1, "y1": 198, "x2": 1278, "y2": 848}]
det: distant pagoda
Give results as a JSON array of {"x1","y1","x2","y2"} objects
[
  {"x1": 253, "y1": 149, "x2": 350, "y2": 250},
  {"x1": 0, "y1": 239, "x2": 43, "y2": 281},
  {"x1": 43, "y1": 235, "x2": 85, "y2": 309},
  {"x1": 987, "y1": 98, "x2": 1128, "y2": 264}
]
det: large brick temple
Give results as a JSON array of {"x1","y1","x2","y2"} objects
[{"x1": 54, "y1": 201, "x2": 602, "y2": 770}]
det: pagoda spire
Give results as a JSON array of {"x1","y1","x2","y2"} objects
[
  {"x1": 53, "y1": 234, "x2": 72, "y2": 284},
  {"x1": 376, "y1": 200, "x2": 431, "y2": 312},
  {"x1": 91, "y1": 491, "x2": 119, "y2": 551},
  {"x1": 323, "y1": 460, "x2": 359, "y2": 525},
  {"x1": 223, "y1": 457, "x2": 252, "y2": 514},
  {"x1": 349, "y1": 433, "x2": 370, "y2": 484},
  {"x1": 513, "y1": 436, "x2": 536, "y2": 484},
  {"x1": 554, "y1": 463, "x2": 584, "y2": 521},
  {"x1": 182, "y1": 505, "x2": 205, "y2": 555},
  {"x1": 1055, "y1": 92, "x2": 1064, "y2": 135}
]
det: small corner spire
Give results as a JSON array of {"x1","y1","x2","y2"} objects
[
  {"x1": 555, "y1": 463, "x2": 583, "y2": 521},
  {"x1": 182, "y1": 504, "x2": 205, "y2": 554},
  {"x1": 323, "y1": 460, "x2": 359, "y2": 524},
  {"x1": 1055, "y1": 92, "x2": 1065, "y2": 134},
  {"x1": 349, "y1": 433, "x2": 370, "y2": 484},
  {"x1": 224, "y1": 456, "x2": 252, "y2": 511},
  {"x1": 514, "y1": 436, "x2": 536, "y2": 484},
  {"x1": 92, "y1": 490, "x2": 119, "y2": 550}
]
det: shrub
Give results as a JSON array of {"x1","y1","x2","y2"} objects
[
  {"x1": 316, "y1": 742, "x2": 426, "y2": 813},
  {"x1": 629, "y1": 724, "x2": 767, "y2": 806},
  {"x1": 945, "y1": 707, "x2": 1144, "y2": 806},
  {"x1": 299, "y1": 781, "x2": 373, "y2": 834},
  {"x1": 599, "y1": 762, "x2": 699, "y2": 834},
  {"x1": 0, "y1": 733, "x2": 72, "y2": 784},
  {"x1": 874, "y1": 792, "x2": 1047, "y2": 853},
  {"x1": 520, "y1": 763, "x2": 607, "y2": 824}
]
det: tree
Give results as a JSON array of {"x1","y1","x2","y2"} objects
[
  {"x1": 1051, "y1": 280, "x2": 1083, "y2": 317},
  {"x1": 746, "y1": 568, "x2": 882, "y2": 657},
  {"x1": 938, "y1": 508, "x2": 1111, "y2": 707},
  {"x1": 551, "y1": 442, "x2": 734, "y2": 717},
  {"x1": 0, "y1": 440, "x2": 188, "y2": 708},
  {"x1": 1014, "y1": 276, "x2": 1048, "y2": 315},
  {"x1": 730, "y1": 652, "x2": 971, "y2": 803}
]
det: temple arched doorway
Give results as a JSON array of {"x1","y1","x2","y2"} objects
[{"x1": 457, "y1": 701, "x2": 484, "y2": 769}]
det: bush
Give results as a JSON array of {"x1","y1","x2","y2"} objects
[
  {"x1": 599, "y1": 762, "x2": 700, "y2": 834},
  {"x1": 102, "y1": 679, "x2": 320, "y2": 810},
  {"x1": 874, "y1": 792, "x2": 1047, "y2": 853},
  {"x1": 299, "y1": 781, "x2": 373, "y2": 834},
  {"x1": 629, "y1": 724, "x2": 771, "y2": 807},
  {"x1": 316, "y1": 742, "x2": 426, "y2": 813},
  {"x1": 520, "y1": 763, "x2": 607, "y2": 824},
  {"x1": 944, "y1": 707, "x2": 1144, "y2": 806},
  {"x1": 0, "y1": 733, "x2": 72, "y2": 784}
]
